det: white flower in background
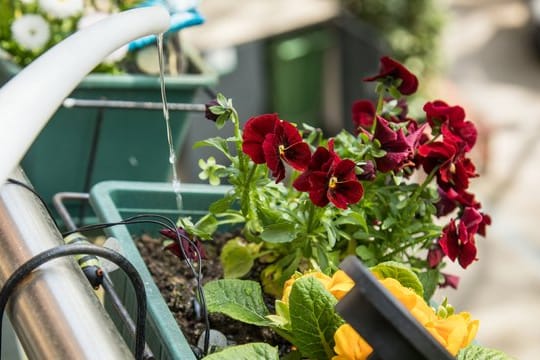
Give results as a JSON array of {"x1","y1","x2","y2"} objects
[
  {"x1": 38, "y1": 0, "x2": 84, "y2": 19},
  {"x1": 135, "y1": 45, "x2": 160, "y2": 74},
  {"x1": 77, "y1": 12, "x2": 128, "y2": 64},
  {"x1": 11, "y1": 14, "x2": 51, "y2": 51}
]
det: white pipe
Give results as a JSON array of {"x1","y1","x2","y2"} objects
[{"x1": 0, "y1": 6, "x2": 170, "y2": 186}]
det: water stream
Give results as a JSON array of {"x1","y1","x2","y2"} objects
[{"x1": 157, "y1": 33, "x2": 183, "y2": 210}]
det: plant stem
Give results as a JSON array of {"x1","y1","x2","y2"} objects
[
  {"x1": 370, "y1": 90, "x2": 385, "y2": 133},
  {"x1": 230, "y1": 108, "x2": 247, "y2": 173},
  {"x1": 410, "y1": 165, "x2": 439, "y2": 204},
  {"x1": 241, "y1": 164, "x2": 257, "y2": 218},
  {"x1": 305, "y1": 200, "x2": 318, "y2": 235}
]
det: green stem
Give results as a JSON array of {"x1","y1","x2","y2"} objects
[
  {"x1": 305, "y1": 200, "x2": 317, "y2": 235},
  {"x1": 231, "y1": 108, "x2": 247, "y2": 173},
  {"x1": 241, "y1": 164, "x2": 257, "y2": 218},
  {"x1": 382, "y1": 233, "x2": 436, "y2": 261},
  {"x1": 370, "y1": 90, "x2": 385, "y2": 133},
  {"x1": 410, "y1": 165, "x2": 439, "y2": 204}
]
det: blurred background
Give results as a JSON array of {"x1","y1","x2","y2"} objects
[{"x1": 178, "y1": 0, "x2": 540, "y2": 358}]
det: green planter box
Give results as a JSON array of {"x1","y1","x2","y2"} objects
[
  {"x1": 90, "y1": 180, "x2": 230, "y2": 360},
  {"x1": 0, "y1": 50, "x2": 217, "y2": 212}
]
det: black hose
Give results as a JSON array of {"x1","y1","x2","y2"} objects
[
  {"x1": 0, "y1": 244, "x2": 147, "y2": 360},
  {"x1": 62, "y1": 213, "x2": 211, "y2": 355},
  {"x1": 5, "y1": 178, "x2": 61, "y2": 230}
]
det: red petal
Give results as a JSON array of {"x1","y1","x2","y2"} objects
[
  {"x1": 284, "y1": 141, "x2": 311, "y2": 171},
  {"x1": 242, "y1": 113, "x2": 279, "y2": 163}
]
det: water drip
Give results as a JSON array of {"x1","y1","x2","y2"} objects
[{"x1": 157, "y1": 33, "x2": 183, "y2": 210}]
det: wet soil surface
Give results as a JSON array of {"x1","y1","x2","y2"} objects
[{"x1": 135, "y1": 231, "x2": 290, "y2": 355}]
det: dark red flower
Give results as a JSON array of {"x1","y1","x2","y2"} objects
[
  {"x1": 294, "y1": 143, "x2": 363, "y2": 209},
  {"x1": 477, "y1": 212, "x2": 491, "y2": 237},
  {"x1": 293, "y1": 140, "x2": 338, "y2": 191},
  {"x1": 357, "y1": 160, "x2": 376, "y2": 181},
  {"x1": 440, "y1": 273, "x2": 460, "y2": 289},
  {"x1": 424, "y1": 100, "x2": 477, "y2": 151},
  {"x1": 435, "y1": 187, "x2": 479, "y2": 217},
  {"x1": 417, "y1": 127, "x2": 477, "y2": 193},
  {"x1": 427, "y1": 243, "x2": 445, "y2": 268},
  {"x1": 372, "y1": 116, "x2": 416, "y2": 172},
  {"x1": 439, "y1": 207, "x2": 484, "y2": 269},
  {"x1": 242, "y1": 113, "x2": 280, "y2": 164},
  {"x1": 204, "y1": 99, "x2": 220, "y2": 122},
  {"x1": 160, "y1": 227, "x2": 206, "y2": 261},
  {"x1": 364, "y1": 56, "x2": 419, "y2": 95},
  {"x1": 352, "y1": 99, "x2": 376, "y2": 134},
  {"x1": 262, "y1": 120, "x2": 311, "y2": 183}
]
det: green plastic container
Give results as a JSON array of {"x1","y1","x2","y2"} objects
[
  {"x1": 0, "y1": 49, "x2": 217, "y2": 212},
  {"x1": 90, "y1": 180, "x2": 230, "y2": 360},
  {"x1": 267, "y1": 28, "x2": 332, "y2": 128}
]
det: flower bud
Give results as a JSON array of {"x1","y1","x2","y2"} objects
[{"x1": 204, "y1": 99, "x2": 220, "y2": 122}]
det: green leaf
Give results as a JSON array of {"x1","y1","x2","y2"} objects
[
  {"x1": 209, "y1": 196, "x2": 235, "y2": 214},
  {"x1": 356, "y1": 245, "x2": 375, "y2": 260},
  {"x1": 418, "y1": 269, "x2": 440, "y2": 301},
  {"x1": 194, "y1": 213, "x2": 218, "y2": 237},
  {"x1": 220, "y1": 239, "x2": 255, "y2": 278},
  {"x1": 334, "y1": 211, "x2": 368, "y2": 232},
  {"x1": 202, "y1": 343, "x2": 279, "y2": 360},
  {"x1": 204, "y1": 279, "x2": 271, "y2": 326},
  {"x1": 260, "y1": 223, "x2": 298, "y2": 243},
  {"x1": 370, "y1": 261, "x2": 424, "y2": 297},
  {"x1": 457, "y1": 344, "x2": 515, "y2": 360},
  {"x1": 289, "y1": 276, "x2": 344, "y2": 360},
  {"x1": 216, "y1": 113, "x2": 229, "y2": 129},
  {"x1": 193, "y1": 137, "x2": 230, "y2": 158},
  {"x1": 216, "y1": 92, "x2": 228, "y2": 106}
]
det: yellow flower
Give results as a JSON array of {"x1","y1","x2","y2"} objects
[
  {"x1": 281, "y1": 271, "x2": 331, "y2": 304},
  {"x1": 326, "y1": 270, "x2": 355, "y2": 300},
  {"x1": 281, "y1": 270, "x2": 355, "y2": 304},
  {"x1": 379, "y1": 278, "x2": 436, "y2": 325},
  {"x1": 332, "y1": 324, "x2": 373, "y2": 360},
  {"x1": 380, "y1": 277, "x2": 478, "y2": 356},
  {"x1": 281, "y1": 269, "x2": 478, "y2": 358},
  {"x1": 424, "y1": 312, "x2": 479, "y2": 356}
]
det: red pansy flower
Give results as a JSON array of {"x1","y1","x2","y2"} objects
[
  {"x1": 427, "y1": 243, "x2": 445, "y2": 268},
  {"x1": 476, "y1": 212, "x2": 491, "y2": 237},
  {"x1": 294, "y1": 143, "x2": 363, "y2": 209},
  {"x1": 160, "y1": 227, "x2": 206, "y2": 261},
  {"x1": 357, "y1": 160, "x2": 376, "y2": 181},
  {"x1": 204, "y1": 99, "x2": 220, "y2": 122},
  {"x1": 364, "y1": 56, "x2": 419, "y2": 95},
  {"x1": 293, "y1": 140, "x2": 338, "y2": 192},
  {"x1": 439, "y1": 207, "x2": 484, "y2": 269},
  {"x1": 352, "y1": 99, "x2": 376, "y2": 134},
  {"x1": 435, "y1": 187, "x2": 480, "y2": 217},
  {"x1": 242, "y1": 114, "x2": 311, "y2": 183},
  {"x1": 262, "y1": 120, "x2": 311, "y2": 183},
  {"x1": 242, "y1": 113, "x2": 279, "y2": 164},
  {"x1": 372, "y1": 116, "x2": 417, "y2": 172},
  {"x1": 424, "y1": 100, "x2": 477, "y2": 151},
  {"x1": 418, "y1": 127, "x2": 477, "y2": 193},
  {"x1": 440, "y1": 273, "x2": 460, "y2": 289}
]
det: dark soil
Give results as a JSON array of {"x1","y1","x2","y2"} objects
[{"x1": 135, "y1": 231, "x2": 289, "y2": 353}]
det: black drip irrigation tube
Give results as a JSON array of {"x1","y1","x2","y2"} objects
[{"x1": 0, "y1": 244, "x2": 147, "y2": 360}]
